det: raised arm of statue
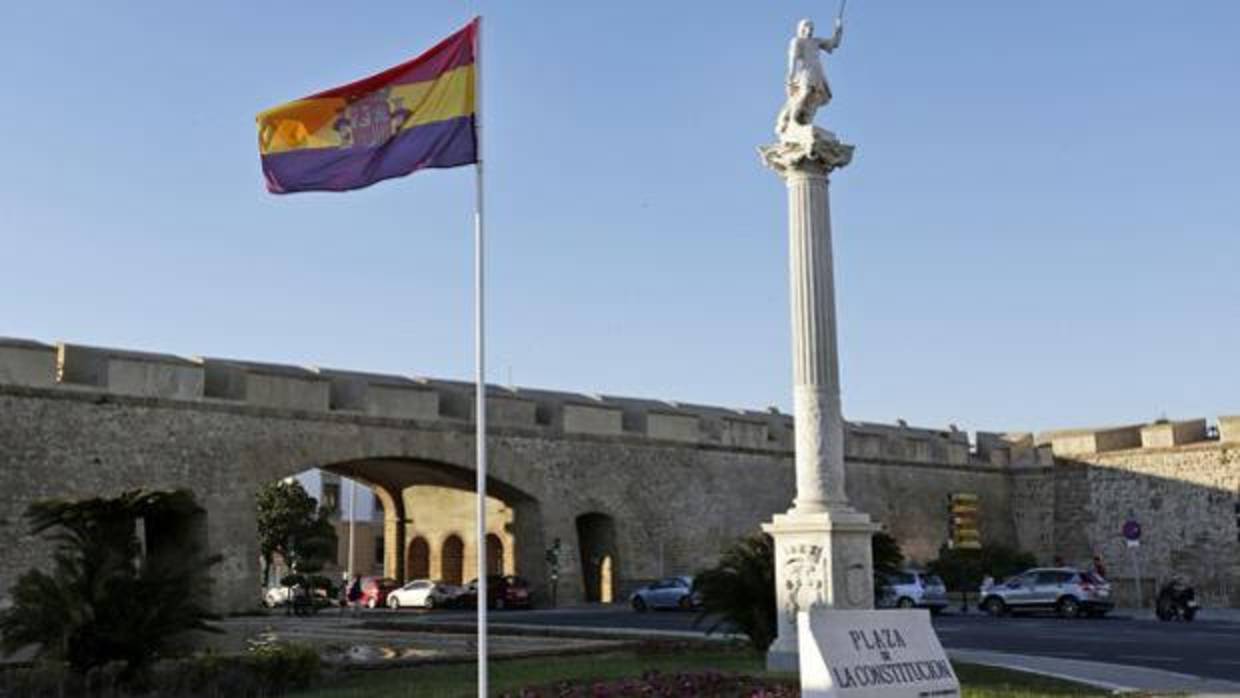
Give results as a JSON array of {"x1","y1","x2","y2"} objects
[{"x1": 817, "y1": 19, "x2": 843, "y2": 53}]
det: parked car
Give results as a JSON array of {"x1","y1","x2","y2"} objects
[
  {"x1": 386, "y1": 579, "x2": 463, "y2": 609},
  {"x1": 876, "y1": 571, "x2": 949, "y2": 614},
  {"x1": 462, "y1": 575, "x2": 533, "y2": 609},
  {"x1": 359, "y1": 576, "x2": 401, "y2": 609},
  {"x1": 979, "y1": 568, "x2": 1112, "y2": 618},
  {"x1": 630, "y1": 576, "x2": 699, "y2": 612}
]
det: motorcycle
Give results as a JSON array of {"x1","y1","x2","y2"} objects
[{"x1": 1155, "y1": 579, "x2": 1198, "y2": 622}]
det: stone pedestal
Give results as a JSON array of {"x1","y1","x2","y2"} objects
[
  {"x1": 760, "y1": 127, "x2": 876, "y2": 672},
  {"x1": 763, "y1": 511, "x2": 876, "y2": 671}
]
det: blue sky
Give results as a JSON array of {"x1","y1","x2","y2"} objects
[{"x1": 1, "y1": 1, "x2": 1237, "y2": 433}]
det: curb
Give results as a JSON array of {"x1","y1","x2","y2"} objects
[
  {"x1": 360, "y1": 619, "x2": 745, "y2": 643},
  {"x1": 947, "y1": 649, "x2": 1240, "y2": 695}
]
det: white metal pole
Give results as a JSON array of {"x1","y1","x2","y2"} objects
[
  {"x1": 347, "y1": 478, "x2": 356, "y2": 579},
  {"x1": 473, "y1": 15, "x2": 488, "y2": 698}
]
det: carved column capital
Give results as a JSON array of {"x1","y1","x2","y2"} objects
[{"x1": 759, "y1": 126, "x2": 854, "y2": 179}]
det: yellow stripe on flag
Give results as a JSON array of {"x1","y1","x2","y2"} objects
[{"x1": 258, "y1": 65, "x2": 476, "y2": 155}]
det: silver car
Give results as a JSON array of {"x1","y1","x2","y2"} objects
[
  {"x1": 980, "y1": 567, "x2": 1112, "y2": 618},
  {"x1": 877, "y1": 571, "x2": 949, "y2": 613},
  {"x1": 630, "y1": 576, "x2": 699, "y2": 611}
]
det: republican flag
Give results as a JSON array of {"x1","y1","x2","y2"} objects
[{"x1": 257, "y1": 18, "x2": 478, "y2": 194}]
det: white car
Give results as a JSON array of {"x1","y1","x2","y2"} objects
[
  {"x1": 630, "y1": 576, "x2": 700, "y2": 612},
  {"x1": 877, "y1": 571, "x2": 949, "y2": 614},
  {"x1": 386, "y1": 579, "x2": 461, "y2": 609}
]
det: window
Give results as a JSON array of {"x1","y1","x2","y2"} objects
[
  {"x1": 374, "y1": 536, "x2": 384, "y2": 565},
  {"x1": 321, "y1": 483, "x2": 340, "y2": 514}
]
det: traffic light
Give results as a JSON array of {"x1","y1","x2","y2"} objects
[{"x1": 948, "y1": 493, "x2": 981, "y2": 550}]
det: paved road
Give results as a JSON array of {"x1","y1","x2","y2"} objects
[{"x1": 369, "y1": 606, "x2": 1240, "y2": 683}]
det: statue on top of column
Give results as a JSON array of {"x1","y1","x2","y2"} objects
[
  {"x1": 761, "y1": 15, "x2": 855, "y2": 176},
  {"x1": 776, "y1": 18, "x2": 842, "y2": 138}
]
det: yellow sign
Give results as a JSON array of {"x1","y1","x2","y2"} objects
[{"x1": 949, "y1": 493, "x2": 981, "y2": 550}]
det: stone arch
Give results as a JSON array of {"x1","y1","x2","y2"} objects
[
  {"x1": 576, "y1": 512, "x2": 618, "y2": 603},
  {"x1": 486, "y1": 533, "x2": 504, "y2": 575},
  {"x1": 442, "y1": 534, "x2": 465, "y2": 585},
  {"x1": 303, "y1": 455, "x2": 544, "y2": 592},
  {"x1": 406, "y1": 536, "x2": 430, "y2": 580}
]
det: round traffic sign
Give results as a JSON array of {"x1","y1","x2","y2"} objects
[{"x1": 1122, "y1": 520, "x2": 1142, "y2": 541}]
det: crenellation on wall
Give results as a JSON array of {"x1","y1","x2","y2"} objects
[
  {"x1": 1042, "y1": 424, "x2": 1144, "y2": 457},
  {"x1": 1219, "y1": 416, "x2": 1240, "y2": 444},
  {"x1": 1140, "y1": 419, "x2": 1208, "y2": 449},
  {"x1": 563, "y1": 401, "x2": 624, "y2": 436},
  {"x1": 316, "y1": 368, "x2": 439, "y2": 420},
  {"x1": 0, "y1": 338, "x2": 56, "y2": 388},
  {"x1": 59, "y1": 343, "x2": 204, "y2": 400},
  {"x1": 200, "y1": 358, "x2": 329, "y2": 411},
  {"x1": 846, "y1": 421, "x2": 975, "y2": 466}
]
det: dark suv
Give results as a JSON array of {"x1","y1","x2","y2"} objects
[{"x1": 463, "y1": 575, "x2": 532, "y2": 609}]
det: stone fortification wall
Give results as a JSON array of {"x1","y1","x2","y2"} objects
[
  {"x1": 1012, "y1": 421, "x2": 1240, "y2": 607},
  {"x1": 6, "y1": 336, "x2": 1239, "y2": 608},
  {"x1": 0, "y1": 336, "x2": 1035, "y2": 611}
]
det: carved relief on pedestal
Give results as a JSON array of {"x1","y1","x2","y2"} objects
[
  {"x1": 845, "y1": 562, "x2": 869, "y2": 606},
  {"x1": 781, "y1": 542, "x2": 828, "y2": 623}
]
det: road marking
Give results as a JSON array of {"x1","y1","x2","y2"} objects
[
  {"x1": 1209, "y1": 659, "x2": 1240, "y2": 666},
  {"x1": 1047, "y1": 652, "x2": 1091, "y2": 658}
]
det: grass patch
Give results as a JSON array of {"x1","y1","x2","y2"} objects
[{"x1": 288, "y1": 646, "x2": 1109, "y2": 698}]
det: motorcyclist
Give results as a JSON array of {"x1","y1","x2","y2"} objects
[{"x1": 1156, "y1": 575, "x2": 1198, "y2": 622}]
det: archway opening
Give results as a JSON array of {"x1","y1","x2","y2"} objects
[
  {"x1": 442, "y1": 534, "x2": 465, "y2": 585},
  {"x1": 406, "y1": 536, "x2": 430, "y2": 580},
  {"x1": 486, "y1": 533, "x2": 504, "y2": 575},
  {"x1": 576, "y1": 513, "x2": 618, "y2": 603},
  {"x1": 293, "y1": 456, "x2": 545, "y2": 600}
]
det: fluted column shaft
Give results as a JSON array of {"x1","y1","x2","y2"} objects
[{"x1": 786, "y1": 170, "x2": 847, "y2": 513}]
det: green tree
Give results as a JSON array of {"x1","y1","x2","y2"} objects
[
  {"x1": 927, "y1": 544, "x2": 1037, "y2": 608},
  {"x1": 0, "y1": 490, "x2": 220, "y2": 682},
  {"x1": 256, "y1": 480, "x2": 338, "y2": 582},
  {"x1": 872, "y1": 531, "x2": 904, "y2": 578}
]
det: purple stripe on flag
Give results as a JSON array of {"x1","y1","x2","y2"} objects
[{"x1": 261, "y1": 115, "x2": 477, "y2": 194}]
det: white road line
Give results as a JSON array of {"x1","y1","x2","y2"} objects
[{"x1": 1209, "y1": 659, "x2": 1240, "y2": 666}]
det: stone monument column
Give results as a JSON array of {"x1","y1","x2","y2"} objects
[{"x1": 759, "y1": 15, "x2": 877, "y2": 673}]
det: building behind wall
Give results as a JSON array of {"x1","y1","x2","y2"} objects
[{"x1": 294, "y1": 469, "x2": 386, "y2": 581}]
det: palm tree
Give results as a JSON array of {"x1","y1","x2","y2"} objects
[
  {"x1": 0, "y1": 490, "x2": 220, "y2": 683},
  {"x1": 693, "y1": 534, "x2": 777, "y2": 651}
]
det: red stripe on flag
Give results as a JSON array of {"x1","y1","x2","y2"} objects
[{"x1": 304, "y1": 18, "x2": 477, "y2": 102}]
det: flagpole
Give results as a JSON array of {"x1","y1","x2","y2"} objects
[{"x1": 472, "y1": 15, "x2": 488, "y2": 698}]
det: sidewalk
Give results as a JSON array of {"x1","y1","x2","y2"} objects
[{"x1": 949, "y1": 648, "x2": 1240, "y2": 695}]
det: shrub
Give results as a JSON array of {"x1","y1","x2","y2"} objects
[
  {"x1": 694, "y1": 531, "x2": 909, "y2": 651},
  {"x1": 0, "y1": 643, "x2": 322, "y2": 698},
  {"x1": 0, "y1": 490, "x2": 220, "y2": 686},
  {"x1": 928, "y1": 544, "x2": 1038, "y2": 593},
  {"x1": 693, "y1": 534, "x2": 777, "y2": 651}
]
